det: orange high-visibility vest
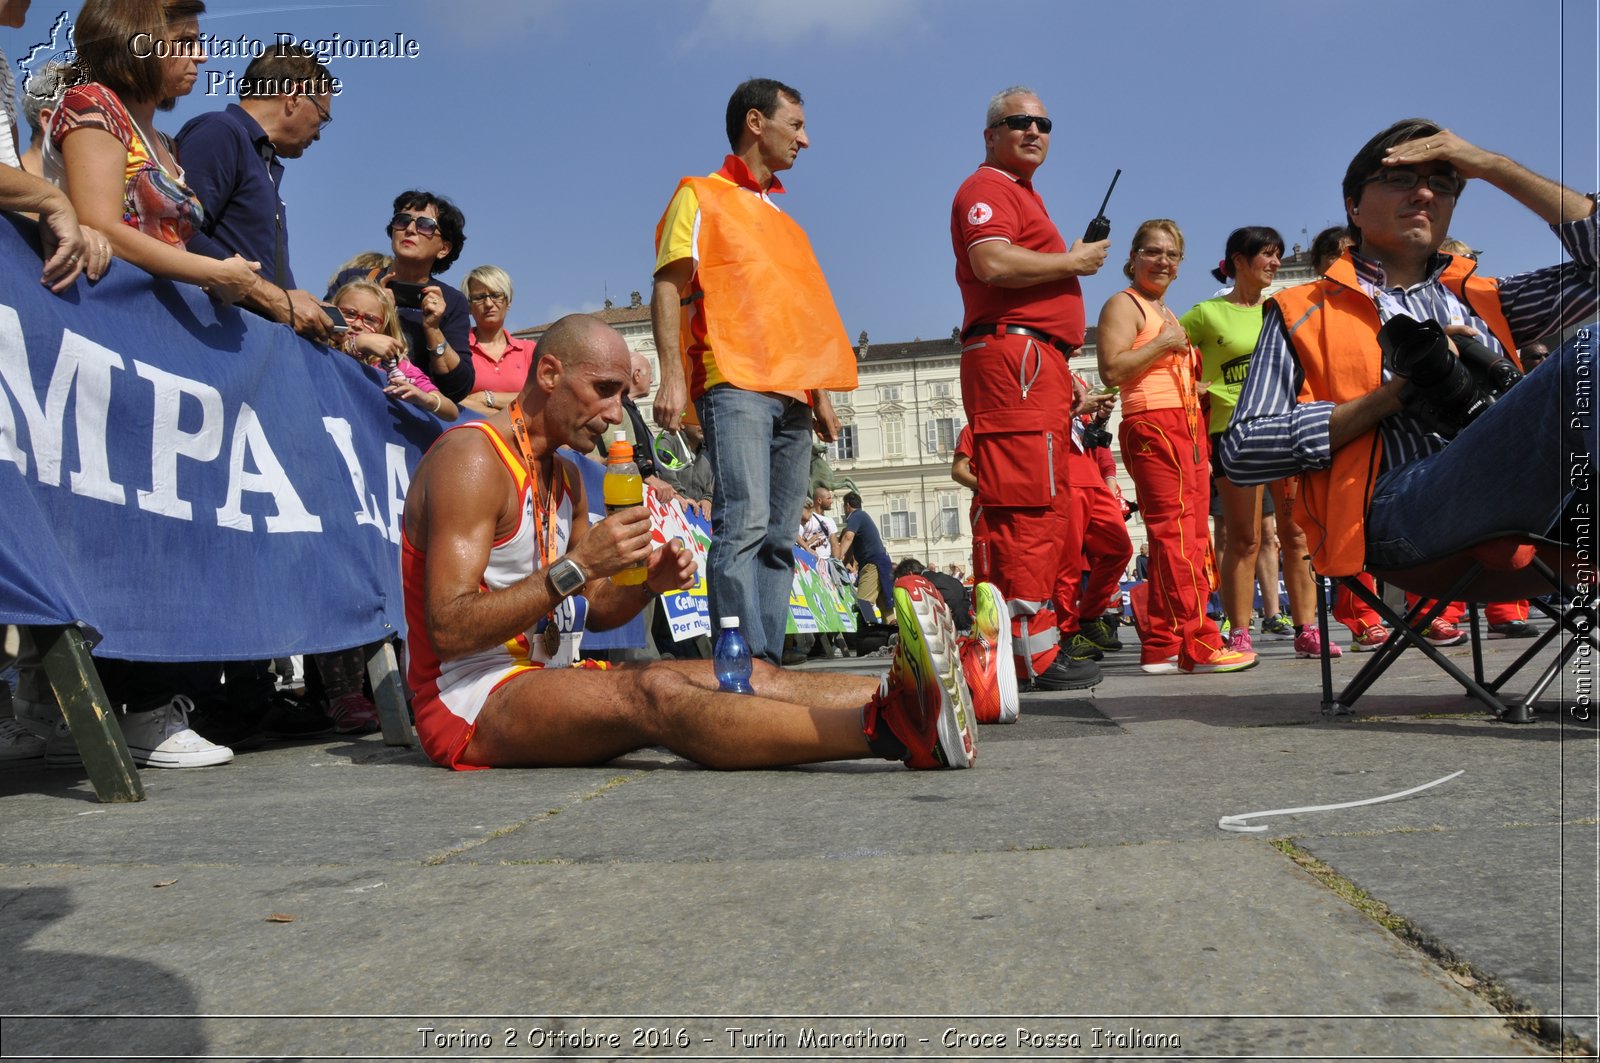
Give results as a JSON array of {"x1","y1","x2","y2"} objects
[
  {"x1": 1270, "y1": 252, "x2": 1518, "y2": 576},
  {"x1": 657, "y1": 176, "x2": 857, "y2": 394}
]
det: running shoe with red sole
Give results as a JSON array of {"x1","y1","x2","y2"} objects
[{"x1": 863, "y1": 575, "x2": 976, "y2": 768}]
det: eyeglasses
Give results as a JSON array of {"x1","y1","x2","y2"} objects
[
  {"x1": 336, "y1": 306, "x2": 384, "y2": 329},
  {"x1": 305, "y1": 94, "x2": 332, "y2": 129},
  {"x1": 468, "y1": 291, "x2": 508, "y2": 304},
  {"x1": 989, "y1": 113, "x2": 1053, "y2": 134},
  {"x1": 1361, "y1": 169, "x2": 1465, "y2": 198},
  {"x1": 1136, "y1": 247, "x2": 1183, "y2": 262},
  {"x1": 390, "y1": 212, "x2": 440, "y2": 237},
  {"x1": 653, "y1": 430, "x2": 696, "y2": 470}
]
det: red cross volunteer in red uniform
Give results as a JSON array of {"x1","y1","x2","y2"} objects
[{"x1": 949, "y1": 86, "x2": 1111, "y2": 691}]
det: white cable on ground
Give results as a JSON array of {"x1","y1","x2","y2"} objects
[{"x1": 1218, "y1": 770, "x2": 1464, "y2": 833}]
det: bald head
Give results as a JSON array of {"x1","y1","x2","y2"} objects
[
  {"x1": 629, "y1": 353, "x2": 653, "y2": 398},
  {"x1": 535, "y1": 314, "x2": 626, "y2": 369}
]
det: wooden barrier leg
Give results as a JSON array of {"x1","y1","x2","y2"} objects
[
  {"x1": 365, "y1": 639, "x2": 414, "y2": 748},
  {"x1": 34, "y1": 625, "x2": 145, "y2": 803}
]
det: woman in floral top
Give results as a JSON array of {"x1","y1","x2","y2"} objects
[{"x1": 47, "y1": 0, "x2": 257, "y2": 303}]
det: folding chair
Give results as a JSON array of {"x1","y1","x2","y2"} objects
[{"x1": 1315, "y1": 535, "x2": 1595, "y2": 723}]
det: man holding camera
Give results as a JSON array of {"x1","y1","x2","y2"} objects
[
  {"x1": 1222, "y1": 119, "x2": 1597, "y2": 576},
  {"x1": 949, "y1": 86, "x2": 1109, "y2": 690}
]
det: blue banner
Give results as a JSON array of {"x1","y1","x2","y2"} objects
[{"x1": 0, "y1": 216, "x2": 651, "y2": 659}]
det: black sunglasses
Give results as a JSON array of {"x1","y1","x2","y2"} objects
[
  {"x1": 990, "y1": 113, "x2": 1052, "y2": 134},
  {"x1": 390, "y1": 212, "x2": 440, "y2": 237}
]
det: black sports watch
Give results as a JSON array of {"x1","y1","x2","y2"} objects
[{"x1": 547, "y1": 556, "x2": 587, "y2": 598}]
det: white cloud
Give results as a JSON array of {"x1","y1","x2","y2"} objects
[{"x1": 682, "y1": 0, "x2": 923, "y2": 49}]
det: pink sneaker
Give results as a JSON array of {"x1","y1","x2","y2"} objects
[
  {"x1": 1350, "y1": 625, "x2": 1389, "y2": 652},
  {"x1": 1228, "y1": 629, "x2": 1253, "y2": 655},
  {"x1": 1294, "y1": 626, "x2": 1343, "y2": 658},
  {"x1": 329, "y1": 693, "x2": 381, "y2": 735},
  {"x1": 1422, "y1": 619, "x2": 1467, "y2": 646}
]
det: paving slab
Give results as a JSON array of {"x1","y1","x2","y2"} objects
[
  {"x1": 1300, "y1": 825, "x2": 1600, "y2": 1047},
  {"x1": 0, "y1": 843, "x2": 1549, "y2": 1059}
]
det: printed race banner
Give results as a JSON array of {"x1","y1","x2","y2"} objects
[{"x1": 0, "y1": 217, "x2": 655, "y2": 658}]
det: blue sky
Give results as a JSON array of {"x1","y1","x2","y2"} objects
[{"x1": 7, "y1": 0, "x2": 1597, "y2": 341}]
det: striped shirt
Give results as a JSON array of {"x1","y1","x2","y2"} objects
[{"x1": 1221, "y1": 207, "x2": 1599, "y2": 485}]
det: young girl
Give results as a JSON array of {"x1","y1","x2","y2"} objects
[{"x1": 330, "y1": 279, "x2": 458, "y2": 420}]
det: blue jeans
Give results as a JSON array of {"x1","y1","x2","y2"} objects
[
  {"x1": 1365, "y1": 333, "x2": 1596, "y2": 566},
  {"x1": 697, "y1": 385, "x2": 814, "y2": 665}
]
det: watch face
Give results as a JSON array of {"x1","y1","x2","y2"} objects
[{"x1": 551, "y1": 559, "x2": 585, "y2": 596}]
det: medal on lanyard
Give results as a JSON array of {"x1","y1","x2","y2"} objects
[{"x1": 508, "y1": 398, "x2": 562, "y2": 657}]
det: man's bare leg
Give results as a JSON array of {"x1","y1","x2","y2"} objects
[
  {"x1": 464, "y1": 662, "x2": 881, "y2": 770},
  {"x1": 639, "y1": 658, "x2": 880, "y2": 710}
]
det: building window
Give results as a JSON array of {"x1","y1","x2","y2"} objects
[
  {"x1": 879, "y1": 384, "x2": 901, "y2": 404},
  {"x1": 932, "y1": 381, "x2": 952, "y2": 399},
  {"x1": 937, "y1": 491, "x2": 961, "y2": 537},
  {"x1": 882, "y1": 414, "x2": 904, "y2": 459},
  {"x1": 884, "y1": 495, "x2": 918, "y2": 540},
  {"x1": 924, "y1": 417, "x2": 960, "y2": 455},
  {"x1": 830, "y1": 424, "x2": 857, "y2": 461},
  {"x1": 830, "y1": 389, "x2": 852, "y2": 408}
]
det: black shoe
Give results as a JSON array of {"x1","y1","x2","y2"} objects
[
  {"x1": 186, "y1": 694, "x2": 268, "y2": 751},
  {"x1": 1067, "y1": 633, "x2": 1104, "y2": 661},
  {"x1": 260, "y1": 694, "x2": 335, "y2": 739},
  {"x1": 1080, "y1": 617, "x2": 1123, "y2": 652},
  {"x1": 1032, "y1": 654, "x2": 1103, "y2": 691}
]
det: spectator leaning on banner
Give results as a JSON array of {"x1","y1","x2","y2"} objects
[
  {"x1": 46, "y1": 0, "x2": 259, "y2": 308},
  {"x1": 176, "y1": 43, "x2": 335, "y2": 341}
]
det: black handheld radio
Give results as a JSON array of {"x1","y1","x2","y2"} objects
[{"x1": 1082, "y1": 169, "x2": 1122, "y2": 242}]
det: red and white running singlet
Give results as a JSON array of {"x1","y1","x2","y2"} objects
[{"x1": 401, "y1": 421, "x2": 581, "y2": 769}]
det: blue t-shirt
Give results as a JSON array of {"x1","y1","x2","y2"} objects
[{"x1": 844, "y1": 508, "x2": 889, "y2": 564}]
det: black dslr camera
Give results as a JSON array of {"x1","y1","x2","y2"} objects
[
  {"x1": 1377, "y1": 314, "x2": 1523, "y2": 439},
  {"x1": 1082, "y1": 413, "x2": 1114, "y2": 450}
]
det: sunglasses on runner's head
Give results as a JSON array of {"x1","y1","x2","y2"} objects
[
  {"x1": 989, "y1": 114, "x2": 1052, "y2": 134},
  {"x1": 390, "y1": 212, "x2": 440, "y2": 237}
]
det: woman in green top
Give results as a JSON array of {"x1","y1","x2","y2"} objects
[{"x1": 1180, "y1": 226, "x2": 1342, "y2": 661}]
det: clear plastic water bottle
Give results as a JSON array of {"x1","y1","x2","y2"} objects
[{"x1": 713, "y1": 616, "x2": 754, "y2": 694}]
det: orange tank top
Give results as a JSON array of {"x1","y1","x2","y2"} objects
[{"x1": 1118, "y1": 288, "x2": 1198, "y2": 418}]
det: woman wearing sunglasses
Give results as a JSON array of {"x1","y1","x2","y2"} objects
[
  {"x1": 459, "y1": 264, "x2": 536, "y2": 416},
  {"x1": 1180, "y1": 226, "x2": 1344, "y2": 662},
  {"x1": 326, "y1": 190, "x2": 475, "y2": 402},
  {"x1": 1096, "y1": 219, "x2": 1255, "y2": 676}
]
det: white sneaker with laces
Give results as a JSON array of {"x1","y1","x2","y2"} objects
[
  {"x1": 0, "y1": 717, "x2": 45, "y2": 761},
  {"x1": 48, "y1": 696, "x2": 234, "y2": 769},
  {"x1": 121, "y1": 696, "x2": 234, "y2": 769}
]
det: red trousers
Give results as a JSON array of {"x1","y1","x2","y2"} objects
[
  {"x1": 1119, "y1": 407, "x2": 1225, "y2": 666},
  {"x1": 961, "y1": 333, "x2": 1078, "y2": 677},
  {"x1": 1336, "y1": 576, "x2": 1527, "y2": 630},
  {"x1": 1055, "y1": 479, "x2": 1133, "y2": 636}
]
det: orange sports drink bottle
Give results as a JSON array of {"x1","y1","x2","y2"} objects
[{"x1": 603, "y1": 431, "x2": 647, "y2": 586}]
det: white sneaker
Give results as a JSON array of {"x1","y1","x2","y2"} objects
[
  {"x1": 46, "y1": 696, "x2": 234, "y2": 769},
  {"x1": 0, "y1": 717, "x2": 45, "y2": 761},
  {"x1": 121, "y1": 696, "x2": 233, "y2": 769}
]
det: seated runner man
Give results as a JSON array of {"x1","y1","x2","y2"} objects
[{"x1": 401, "y1": 314, "x2": 977, "y2": 771}]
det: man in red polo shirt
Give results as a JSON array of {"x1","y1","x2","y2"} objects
[{"x1": 950, "y1": 85, "x2": 1111, "y2": 691}]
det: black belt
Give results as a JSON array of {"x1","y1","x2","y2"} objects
[{"x1": 961, "y1": 323, "x2": 1078, "y2": 355}]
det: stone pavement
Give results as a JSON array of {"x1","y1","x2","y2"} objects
[{"x1": 0, "y1": 621, "x2": 1595, "y2": 1061}]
